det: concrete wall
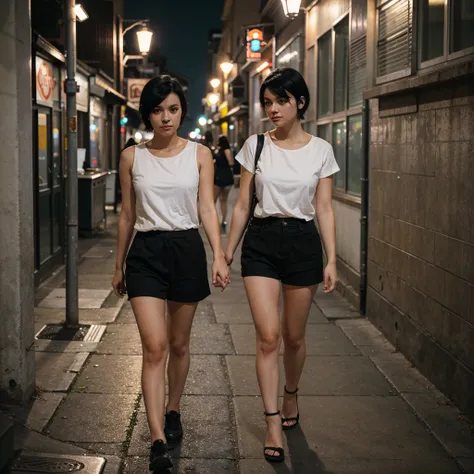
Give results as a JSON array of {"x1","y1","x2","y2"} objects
[
  {"x1": 0, "y1": 0, "x2": 36, "y2": 403},
  {"x1": 367, "y1": 77, "x2": 474, "y2": 419}
]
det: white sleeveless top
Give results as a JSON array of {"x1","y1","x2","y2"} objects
[
  {"x1": 132, "y1": 140, "x2": 200, "y2": 232},
  {"x1": 236, "y1": 134, "x2": 339, "y2": 221}
]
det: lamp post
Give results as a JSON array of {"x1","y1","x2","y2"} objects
[
  {"x1": 280, "y1": 0, "x2": 302, "y2": 19},
  {"x1": 122, "y1": 20, "x2": 154, "y2": 65},
  {"x1": 65, "y1": 0, "x2": 88, "y2": 327}
]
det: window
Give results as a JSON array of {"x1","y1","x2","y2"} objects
[
  {"x1": 306, "y1": 46, "x2": 316, "y2": 121},
  {"x1": 318, "y1": 31, "x2": 332, "y2": 117},
  {"x1": 276, "y1": 35, "x2": 304, "y2": 73},
  {"x1": 421, "y1": 0, "x2": 445, "y2": 62},
  {"x1": 251, "y1": 74, "x2": 261, "y2": 134},
  {"x1": 452, "y1": 1, "x2": 474, "y2": 52},
  {"x1": 317, "y1": 123, "x2": 331, "y2": 143},
  {"x1": 333, "y1": 121, "x2": 347, "y2": 190},
  {"x1": 347, "y1": 115, "x2": 362, "y2": 195},
  {"x1": 420, "y1": 0, "x2": 474, "y2": 66},
  {"x1": 334, "y1": 17, "x2": 349, "y2": 113},
  {"x1": 376, "y1": 0, "x2": 412, "y2": 80}
]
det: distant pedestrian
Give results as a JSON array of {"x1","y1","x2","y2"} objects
[
  {"x1": 112, "y1": 75, "x2": 229, "y2": 472},
  {"x1": 203, "y1": 130, "x2": 215, "y2": 153},
  {"x1": 213, "y1": 135, "x2": 234, "y2": 233},
  {"x1": 225, "y1": 67, "x2": 339, "y2": 463}
]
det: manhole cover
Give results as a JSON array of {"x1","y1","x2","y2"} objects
[
  {"x1": 12, "y1": 455, "x2": 85, "y2": 472},
  {"x1": 36, "y1": 324, "x2": 90, "y2": 341}
]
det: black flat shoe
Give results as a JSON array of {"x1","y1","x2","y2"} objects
[
  {"x1": 149, "y1": 439, "x2": 173, "y2": 472},
  {"x1": 264, "y1": 410, "x2": 285, "y2": 463},
  {"x1": 164, "y1": 410, "x2": 183, "y2": 444},
  {"x1": 281, "y1": 386, "x2": 299, "y2": 431}
]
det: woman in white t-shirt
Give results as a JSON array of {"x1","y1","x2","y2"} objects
[{"x1": 225, "y1": 68, "x2": 340, "y2": 463}]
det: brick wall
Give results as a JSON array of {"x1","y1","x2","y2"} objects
[{"x1": 367, "y1": 76, "x2": 474, "y2": 419}]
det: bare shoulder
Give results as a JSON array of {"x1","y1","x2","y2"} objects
[
  {"x1": 120, "y1": 145, "x2": 135, "y2": 168},
  {"x1": 196, "y1": 142, "x2": 213, "y2": 163}
]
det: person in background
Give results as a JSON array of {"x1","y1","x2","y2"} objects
[
  {"x1": 213, "y1": 135, "x2": 234, "y2": 233},
  {"x1": 112, "y1": 75, "x2": 229, "y2": 472},
  {"x1": 203, "y1": 131, "x2": 215, "y2": 153},
  {"x1": 225, "y1": 68, "x2": 339, "y2": 464}
]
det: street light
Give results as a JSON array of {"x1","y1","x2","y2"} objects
[
  {"x1": 220, "y1": 61, "x2": 233, "y2": 76},
  {"x1": 123, "y1": 20, "x2": 154, "y2": 65},
  {"x1": 207, "y1": 92, "x2": 219, "y2": 105},
  {"x1": 198, "y1": 116, "x2": 207, "y2": 127},
  {"x1": 74, "y1": 4, "x2": 88, "y2": 21},
  {"x1": 281, "y1": 0, "x2": 302, "y2": 19},
  {"x1": 210, "y1": 78, "x2": 221, "y2": 89}
]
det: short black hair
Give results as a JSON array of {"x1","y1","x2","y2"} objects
[
  {"x1": 259, "y1": 67, "x2": 310, "y2": 120},
  {"x1": 139, "y1": 75, "x2": 188, "y2": 131}
]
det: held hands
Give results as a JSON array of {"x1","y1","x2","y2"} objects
[
  {"x1": 323, "y1": 262, "x2": 337, "y2": 294},
  {"x1": 212, "y1": 254, "x2": 230, "y2": 290},
  {"x1": 112, "y1": 268, "x2": 127, "y2": 298}
]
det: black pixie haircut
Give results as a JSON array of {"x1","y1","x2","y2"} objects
[
  {"x1": 139, "y1": 75, "x2": 187, "y2": 131},
  {"x1": 259, "y1": 67, "x2": 310, "y2": 120}
]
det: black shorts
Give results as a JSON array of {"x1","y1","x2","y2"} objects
[
  {"x1": 125, "y1": 228, "x2": 211, "y2": 302},
  {"x1": 241, "y1": 217, "x2": 324, "y2": 286}
]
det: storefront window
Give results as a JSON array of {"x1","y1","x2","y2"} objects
[
  {"x1": 38, "y1": 112, "x2": 49, "y2": 189},
  {"x1": 318, "y1": 31, "x2": 332, "y2": 117},
  {"x1": 90, "y1": 116, "x2": 101, "y2": 168},
  {"x1": 317, "y1": 123, "x2": 331, "y2": 143},
  {"x1": 252, "y1": 74, "x2": 261, "y2": 134},
  {"x1": 334, "y1": 17, "x2": 349, "y2": 113},
  {"x1": 347, "y1": 115, "x2": 362, "y2": 195},
  {"x1": 332, "y1": 121, "x2": 347, "y2": 190}
]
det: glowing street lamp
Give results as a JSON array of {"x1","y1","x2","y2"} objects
[
  {"x1": 220, "y1": 61, "x2": 233, "y2": 76},
  {"x1": 207, "y1": 92, "x2": 219, "y2": 106},
  {"x1": 281, "y1": 0, "x2": 302, "y2": 19},
  {"x1": 136, "y1": 27, "x2": 153, "y2": 55},
  {"x1": 198, "y1": 116, "x2": 207, "y2": 127},
  {"x1": 210, "y1": 78, "x2": 221, "y2": 89},
  {"x1": 74, "y1": 4, "x2": 89, "y2": 22}
]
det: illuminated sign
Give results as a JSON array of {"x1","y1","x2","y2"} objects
[{"x1": 246, "y1": 29, "x2": 263, "y2": 61}]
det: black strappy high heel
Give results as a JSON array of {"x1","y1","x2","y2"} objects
[
  {"x1": 281, "y1": 386, "x2": 299, "y2": 431},
  {"x1": 263, "y1": 410, "x2": 285, "y2": 463}
]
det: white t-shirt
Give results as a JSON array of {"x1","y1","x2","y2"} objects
[{"x1": 235, "y1": 134, "x2": 340, "y2": 221}]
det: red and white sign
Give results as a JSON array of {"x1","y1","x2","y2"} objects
[{"x1": 36, "y1": 57, "x2": 59, "y2": 107}]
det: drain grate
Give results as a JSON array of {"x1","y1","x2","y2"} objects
[
  {"x1": 12, "y1": 455, "x2": 85, "y2": 472},
  {"x1": 36, "y1": 324, "x2": 90, "y2": 341}
]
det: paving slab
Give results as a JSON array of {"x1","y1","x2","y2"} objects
[
  {"x1": 101, "y1": 455, "x2": 122, "y2": 474},
  {"x1": 38, "y1": 296, "x2": 107, "y2": 309},
  {"x1": 77, "y1": 260, "x2": 118, "y2": 275},
  {"x1": 129, "y1": 396, "x2": 235, "y2": 459},
  {"x1": 35, "y1": 352, "x2": 88, "y2": 392},
  {"x1": 207, "y1": 285, "x2": 249, "y2": 304},
  {"x1": 47, "y1": 393, "x2": 137, "y2": 443},
  {"x1": 71, "y1": 354, "x2": 142, "y2": 394},
  {"x1": 234, "y1": 396, "x2": 457, "y2": 463},
  {"x1": 401, "y1": 391, "x2": 474, "y2": 459},
  {"x1": 1, "y1": 393, "x2": 64, "y2": 432},
  {"x1": 189, "y1": 323, "x2": 234, "y2": 355},
  {"x1": 114, "y1": 307, "x2": 136, "y2": 324},
  {"x1": 370, "y1": 352, "x2": 438, "y2": 394},
  {"x1": 184, "y1": 355, "x2": 230, "y2": 395},
  {"x1": 34, "y1": 307, "x2": 120, "y2": 325},
  {"x1": 75, "y1": 443, "x2": 124, "y2": 456},
  {"x1": 47, "y1": 289, "x2": 111, "y2": 300},
  {"x1": 226, "y1": 355, "x2": 395, "y2": 397},
  {"x1": 239, "y1": 457, "x2": 462, "y2": 474},
  {"x1": 124, "y1": 456, "x2": 237, "y2": 474},
  {"x1": 34, "y1": 339, "x2": 99, "y2": 354},
  {"x1": 96, "y1": 325, "x2": 141, "y2": 355},
  {"x1": 229, "y1": 324, "x2": 360, "y2": 356}
]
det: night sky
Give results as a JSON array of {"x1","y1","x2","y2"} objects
[{"x1": 124, "y1": 0, "x2": 225, "y2": 136}]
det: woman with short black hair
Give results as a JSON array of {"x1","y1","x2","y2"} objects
[
  {"x1": 225, "y1": 68, "x2": 339, "y2": 463},
  {"x1": 112, "y1": 75, "x2": 229, "y2": 471}
]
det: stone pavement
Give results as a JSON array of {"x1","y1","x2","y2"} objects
[{"x1": 1, "y1": 202, "x2": 474, "y2": 474}]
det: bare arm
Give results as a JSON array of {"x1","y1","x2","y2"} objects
[
  {"x1": 315, "y1": 177, "x2": 337, "y2": 292},
  {"x1": 224, "y1": 148, "x2": 234, "y2": 167},
  {"x1": 115, "y1": 147, "x2": 136, "y2": 272},
  {"x1": 225, "y1": 168, "x2": 254, "y2": 262},
  {"x1": 197, "y1": 144, "x2": 229, "y2": 287}
]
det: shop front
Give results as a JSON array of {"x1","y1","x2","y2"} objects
[{"x1": 33, "y1": 44, "x2": 65, "y2": 285}]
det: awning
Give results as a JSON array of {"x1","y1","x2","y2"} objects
[
  {"x1": 215, "y1": 104, "x2": 249, "y2": 124},
  {"x1": 90, "y1": 76, "x2": 126, "y2": 104}
]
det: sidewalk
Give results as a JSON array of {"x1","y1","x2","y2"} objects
[{"x1": 2, "y1": 202, "x2": 474, "y2": 474}]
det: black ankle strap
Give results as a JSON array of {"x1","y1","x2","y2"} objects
[
  {"x1": 284, "y1": 386, "x2": 299, "y2": 395},
  {"x1": 264, "y1": 410, "x2": 281, "y2": 417}
]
